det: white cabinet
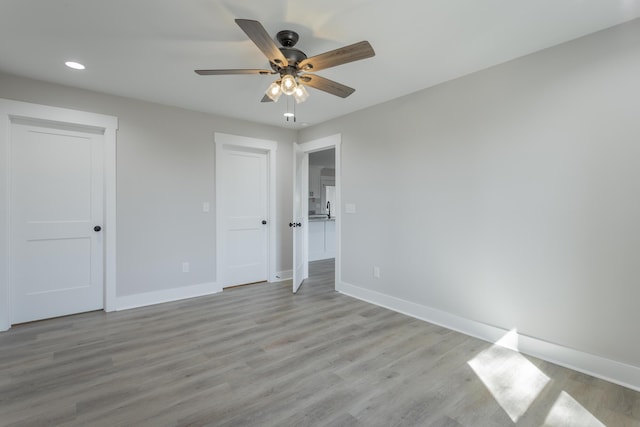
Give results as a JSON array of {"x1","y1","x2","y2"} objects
[
  {"x1": 308, "y1": 220, "x2": 336, "y2": 261},
  {"x1": 325, "y1": 220, "x2": 336, "y2": 259},
  {"x1": 308, "y1": 221, "x2": 325, "y2": 261}
]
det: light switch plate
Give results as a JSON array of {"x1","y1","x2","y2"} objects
[
  {"x1": 373, "y1": 266, "x2": 380, "y2": 278},
  {"x1": 202, "y1": 202, "x2": 210, "y2": 213},
  {"x1": 345, "y1": 203, "x2": 356, "y2": 214}
]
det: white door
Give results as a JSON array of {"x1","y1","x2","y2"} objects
[
  {"x1": 292, "y1": 144, "x2": 308, "y2": 292},
  {"x1": 219, "y1": 147, "x2": 268, "y2": 287},
  {"x1": 10, "y1": 121, "x2": 104, "y2": 324}
]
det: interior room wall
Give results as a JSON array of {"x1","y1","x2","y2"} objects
[
  {"x1": 299, "y1": 19, "x2": 640, "y2": 371},
  {"x1": 0, "y1": 72, "x2": 295, "y2": 301}
]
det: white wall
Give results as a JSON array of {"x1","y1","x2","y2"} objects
[
  {"x1": 300, "y1": 19, "x2": 640, "y2": 378},
  {"x1": 0, "y1": 73, "x2": 295, "y2": 304}
]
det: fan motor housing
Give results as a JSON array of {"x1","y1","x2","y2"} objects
[
  {"x1": 271, "y1": 30, "x2": 307, "y2": 69},
  {"x1": 279, "y1": 47, "x2": 307, "y2": 67}
]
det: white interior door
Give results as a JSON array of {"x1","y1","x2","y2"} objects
[
  {"x1": 10, "y1": 121, "x2": 104, "y2": 324},
  {"x1": 292, "y1": 144, "x2": 308, "y2": 292},
  {"x1": 219, "y1": 147, "x2": 269, "y2": 287}
]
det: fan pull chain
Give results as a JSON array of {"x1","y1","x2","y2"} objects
[{"x1": 285, "y1": 96, "x2": 297, "y2": 122}]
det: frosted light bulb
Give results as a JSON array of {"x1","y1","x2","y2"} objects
[
  {"x1": 265, "y1": 81, "x2": 282, "y2": 102},
  {"x1": 293, "y1": 84, "x2": 309, "y2": 103},
  {"x1": 281, "y1": 74, "x2": 297, "y2": 95}
]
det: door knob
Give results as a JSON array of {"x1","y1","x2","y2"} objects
[
  {"x1": 94, "y1": 225, "x2": 102, "y2": 232},
  {"x1": 289, "y1": 222, "x2": 302, "y2": 228},
  {"x1": 289, "y1": 222, "x2": 295, "y2": 227},
  {"x1": 262, "y1": 220, "x2": 267, "y2": 225}
]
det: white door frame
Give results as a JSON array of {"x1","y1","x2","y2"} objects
[
  {"x1": 294, "y1": 134, "x2": 341, "y2": 290},
  {"x1": 0, "y1": 99, "x2": 118, "y2": 331},
  {"x1": 214, "y1": 133, "x2": 277, "y2": 287}
]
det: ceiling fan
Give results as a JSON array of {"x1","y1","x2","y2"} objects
[{"x1": 195, "y1": 19, "x2": 375, "y2": 104}]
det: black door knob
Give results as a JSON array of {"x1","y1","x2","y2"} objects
[
  {"x1": 296, "y1": 222, "x2": 301, "y2": 227},
  {"x1": 94, "y1": 225, "x2": 102, "y2": 232},
  {"x1": 262, "y1": 220, "x2": 267, "y2": 225},
  {"x1": 289, "y1": 222, "x2": 295, "y2": 227}
]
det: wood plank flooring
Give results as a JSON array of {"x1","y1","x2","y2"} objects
[{"x1": 2, "y1": 259, "x2": 640, "y2": 426}]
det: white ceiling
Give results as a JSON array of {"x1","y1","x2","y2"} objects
[{"x1": 1, "y1": 0, "x2": 639, "y2": 129}]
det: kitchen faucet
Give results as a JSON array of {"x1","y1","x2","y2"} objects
[{"x1": 326, "y1": 201, "x2": 331, "y2": 219}]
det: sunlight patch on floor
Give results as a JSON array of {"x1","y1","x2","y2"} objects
[
  {"x1": 468, "y1": 329, "x2": 550, "y2": 422},
  {"x1": 468, "y1": 329, "x2": 609, "y2": 425},
  {"x1": 542, "y1": 391, "x2": 605, "y2": 427}
]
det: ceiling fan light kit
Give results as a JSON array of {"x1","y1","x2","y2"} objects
[{"x1": 195, "y1": 18, "x2": 375, "y2": 116}]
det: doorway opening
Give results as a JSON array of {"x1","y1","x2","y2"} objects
[
  {"x1": 307, "y1": 148, "x2": 336, "y2": 283},
  {"x1": 292, "y1": 134, "x2": 341, "y2": 294}
]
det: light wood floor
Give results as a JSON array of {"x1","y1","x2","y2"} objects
[{"x1": 2, "y1": 259, "x2": 640, "y2": 426}]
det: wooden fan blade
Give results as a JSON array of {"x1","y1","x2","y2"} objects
[
  {"x1": 299, "y1": 74, "x2": 355, "y2": 98},
  {"x1": 298, "y1": 41, "x2": 375, "y2": 72},
  {"x1": 261, "y1": 94, "x2": 274, "y2": 103},
  {"x1": 235, "y1": 19, "x2": 288, "y2": 67},
  {"x1": 195, "y1": 69, "x2": 274, "y2": 75}
]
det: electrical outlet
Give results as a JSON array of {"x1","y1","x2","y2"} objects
[
  {"x1": 182, "y1": 262, "x2": 190, "y2": 273},
  {"x1": 373, "y1": 266, "x2": 380, "y2": 279}
]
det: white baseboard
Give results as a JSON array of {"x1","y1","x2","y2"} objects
[
  {"x1": 274, "y1": 270, "x2": 293, "y2": 282},
  {"x1": 337, "y1": 280, "x2": 640, "y2": 392},
  {"x1": 115, "y1": 282, "x2": 222, "y2": 311}
]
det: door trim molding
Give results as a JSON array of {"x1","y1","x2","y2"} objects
[
  {"x1": 214, "y1": 132, "x2": 277, "y2": 287},
  {"x1": 295, "y1": 134, "x2": 342, "y2": 291},
  {"x1": 0, "y1": 99, "x2": 118, "y2": 331}
]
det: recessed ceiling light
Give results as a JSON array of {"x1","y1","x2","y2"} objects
[
  {"x1": 65, "y1": 61, "x2": 85, "y2": 70},
  {"x1": 283, "y1": 112, "x2": 295, "y2": 118}
]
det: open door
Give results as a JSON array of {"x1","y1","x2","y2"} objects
[{"x1": 292, "y1": 144, "x2": 308, "y2": 292}]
